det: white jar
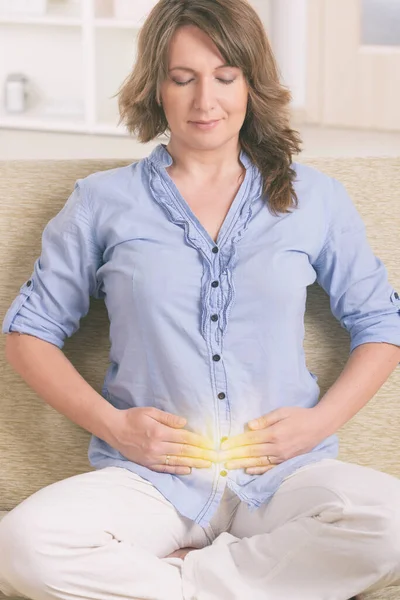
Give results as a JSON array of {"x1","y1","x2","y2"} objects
[{"x1": 4, "y1": 73, "x2": 28, "y2": 113}]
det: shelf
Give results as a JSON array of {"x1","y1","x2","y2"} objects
[
  {"x1": 0, "y1": 1, "x2": 82, "y2": 26},
  {"x1": 0, "y1": 15, "x2": 81, "y2": 25},
  {"x1": 0, "y1": 114, "x2": 87, "y2": 133},
  {"x1": 0, "y1": 116, "x2": 170, "y2": 138},
  {"x1": 0, "y1": 112, "x2": 141, "y2": 136},
  {"x1": 0, "y1": 1, "x2": 171, "y2": 137}
]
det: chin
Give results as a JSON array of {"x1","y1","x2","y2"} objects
[
  {"x1": 181, "y1": 133, "x2": 233, "y2": 151},
  {"x1": 190, "y1": 138, "x2": 223, "y2": 149}
]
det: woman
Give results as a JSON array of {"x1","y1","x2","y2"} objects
[{"x1": 1, "y1": 1, "x2": 400, "y2": 599}]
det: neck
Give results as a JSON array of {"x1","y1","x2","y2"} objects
[{"x1": 165, "y1": 137, "x2": 244, "y2": 181}]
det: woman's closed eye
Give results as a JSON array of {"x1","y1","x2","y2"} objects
[{"x1": 172, "y1": 78, "x2": 236, "y2": 86}]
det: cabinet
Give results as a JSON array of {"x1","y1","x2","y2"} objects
[{"x1": 0, "y1": 0, "x2": 271, "y2": 136}]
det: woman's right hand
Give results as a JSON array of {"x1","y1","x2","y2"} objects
[{"x1": 111, "y1": 406, "x2": 218, "y2": 475}]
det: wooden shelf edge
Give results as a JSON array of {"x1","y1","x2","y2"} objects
[
  {"x1": 0, "y1": 118, "x2": 133, "y2": 136},
  {"x1": 0, "y1": 16, "x2": 82, "y2": 26}
]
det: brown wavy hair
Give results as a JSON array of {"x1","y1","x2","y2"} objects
[{"x1": 118, "y1": 0, "x2": 302, "y2": 215}]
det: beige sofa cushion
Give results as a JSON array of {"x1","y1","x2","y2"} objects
[{"x1": 0, "y1": 158, "x2": 399, "y2": 600}]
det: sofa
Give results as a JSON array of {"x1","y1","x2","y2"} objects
[{"x1": 0, "y1": 157, "x2": 399, "y2": 600}]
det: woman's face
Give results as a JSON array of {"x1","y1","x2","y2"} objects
[{"x1": 160, "y1": 25, "x2": 249, "y2": 151}]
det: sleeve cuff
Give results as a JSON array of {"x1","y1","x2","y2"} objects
[
  {"x1": 4, "y1": 322, "x2": 65, "y2": 349},
  {"x1": 350, "y1": 332, "x2": 400, "y2": 365},
  {"x1": 2, "y1": 278, "x2": 67, "y2": 349}
]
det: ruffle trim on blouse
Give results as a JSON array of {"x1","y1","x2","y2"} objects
[
  {"x1": 148, "y1": 160, "x2": 212, "y2": 261},
  {"x1": 147, "y1": 144, "x2": 264, "y2": 341}
]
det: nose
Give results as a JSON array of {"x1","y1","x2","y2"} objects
[{"x1": 193, "y1": 77, "x2": 216, "y2": 113}]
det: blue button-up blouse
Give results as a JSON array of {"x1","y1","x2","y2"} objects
[{"x1": 3, "y1": 144, "x2": 400, "y2": 527}]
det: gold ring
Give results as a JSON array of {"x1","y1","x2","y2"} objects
[
  {"x1": 165, "y1": 455, "x2": 170, "y2": 466},
  {"x1": 267, "y1": 455, "x2": 272, "y2": 465}
]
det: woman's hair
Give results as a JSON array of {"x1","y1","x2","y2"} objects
[{"x1": 118, "y1": 0, "x2": 302, "y2": 215}]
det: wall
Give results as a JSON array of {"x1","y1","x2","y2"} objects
[{"x1": 270, "y1": 0, "x2": 308, "y2": 109}]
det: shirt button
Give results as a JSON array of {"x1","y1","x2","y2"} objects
[
  {"x1": 211, "y1": 280, "x2": 219, "y2": 288},
  {"x1": 212, "y1": 246, "x2": 219, "y2": 254},
  {"x1": 26, "y1": 280, "x2": 32, "y2": 287},
  {"x1": 211, "y1": 314, "x2": 219, "y2": 322},
  {"x1": 213, "y1": 354, "x2": 221, "y2": 362},
  {"x1": 220, "y1": 470, "x2": 228, "y2": 477},
  {"x1": 218, "y1": 392, "x2": 226, "y2": 400},
  {"x1": 395, "y1": 292, "x2": 399, "y2": 300}
]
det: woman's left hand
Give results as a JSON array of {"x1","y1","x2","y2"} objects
[{"x1": 218, "y1": 407, "x2": 325, "y2": 475}]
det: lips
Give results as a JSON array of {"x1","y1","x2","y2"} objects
[
  {"x1": 191, "y1": 120, "x2": 220, "y2": 124},
  {"x1": 189, "y1": 119, "x2": 221, "y2": 131}
]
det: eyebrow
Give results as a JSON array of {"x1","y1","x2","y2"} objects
[{"x1": 168, "y1": 64, "x2": 234, "y2": 73}]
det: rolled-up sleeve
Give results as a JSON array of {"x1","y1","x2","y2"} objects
[
  {"x1": 2, "y1": 181, "x2": 102, "y2": 349},
  {"x1": 313, "y1": 177, "x2": 400, "y2": 355}
]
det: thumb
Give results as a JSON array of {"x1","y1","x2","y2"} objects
[
  {"x1": 248, "y1": 409, "x2": 285, "y2": 430},
  {"x1": 151, "y1": 408, "x2": 187, "y2": 428}
]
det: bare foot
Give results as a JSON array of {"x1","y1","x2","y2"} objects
[{"x1": 166, "y1": 546, "x2": 198, "y2": 560}]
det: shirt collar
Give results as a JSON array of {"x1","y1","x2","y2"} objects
[{"x1": 148, "y1": 143, "x2": 253, "y2": 171}]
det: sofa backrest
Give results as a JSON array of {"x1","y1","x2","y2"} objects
[{"x1": 0, "y1": 157, "x2": 399, "y2": 510}]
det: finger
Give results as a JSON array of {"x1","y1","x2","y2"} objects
[
  {"x1": 154, "y1": 456, "x2": 212, "y2": 471},
  {"x1": 148, "y1": 408, "x2": 187, "y2": 428},
  {"x1": 248, "y1": 408, "x2": 288, "y2": 430},
  {"x1": 219, "y1": 443, "x2": 275, "y2": 462},
  {"x1": 169, "y1": 428, "x2": 216, "y2": 451},
  {"x1": 172, "y1": 456, "x2": 213, "y2": 469},
  {"x1": 220, "y1": 431, "x2": 269, "y2": 450},
  {"x1": 246, "y1": 467, "x2": 273, "y2": 475},
  {"x1": 152, "y1": 465, "x2": 192, "y2": 475},
  {"x1": 165, "y1": 442, "x2": 218, "y2": 462},
  {"x1": 224, "y1": 457, "x2": 276, "y2": 470}
]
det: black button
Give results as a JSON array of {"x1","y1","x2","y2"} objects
[
  {"x1": 212, "y1": 247, "x2": 219, "y2": 254},
  {"x1": 211, "y1": 314, "x2": 219, "y2": 322},
  {"x1": 212, "y1": 354, "x2": 221, "y2": 362},
  {"x1": 26, "y1": 280, "x2": 32, "y2": 287},
  {"x1": 218, "y1": 392, "x2": 226, "y2": 399},
  {"x1": 220, "y1": 470, "x2": 228, "y2": 477},
  {"x1": 395, "y1": 292, "x2": 399, "y2": 300},
  {"x1": 211, "y1": 280, "x2": 219, "y2": 288}
]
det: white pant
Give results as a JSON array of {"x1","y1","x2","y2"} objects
[{"x1": 0, "y1": 459, "x2": 399, "y2": 600}]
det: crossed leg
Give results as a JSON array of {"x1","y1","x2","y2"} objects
[
  {"x1": 0, "y1": 466, "x2": 208, "y2": 600},
  {"x1": 181, "y1": 459, "x2": 400, "y2": 600}
]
